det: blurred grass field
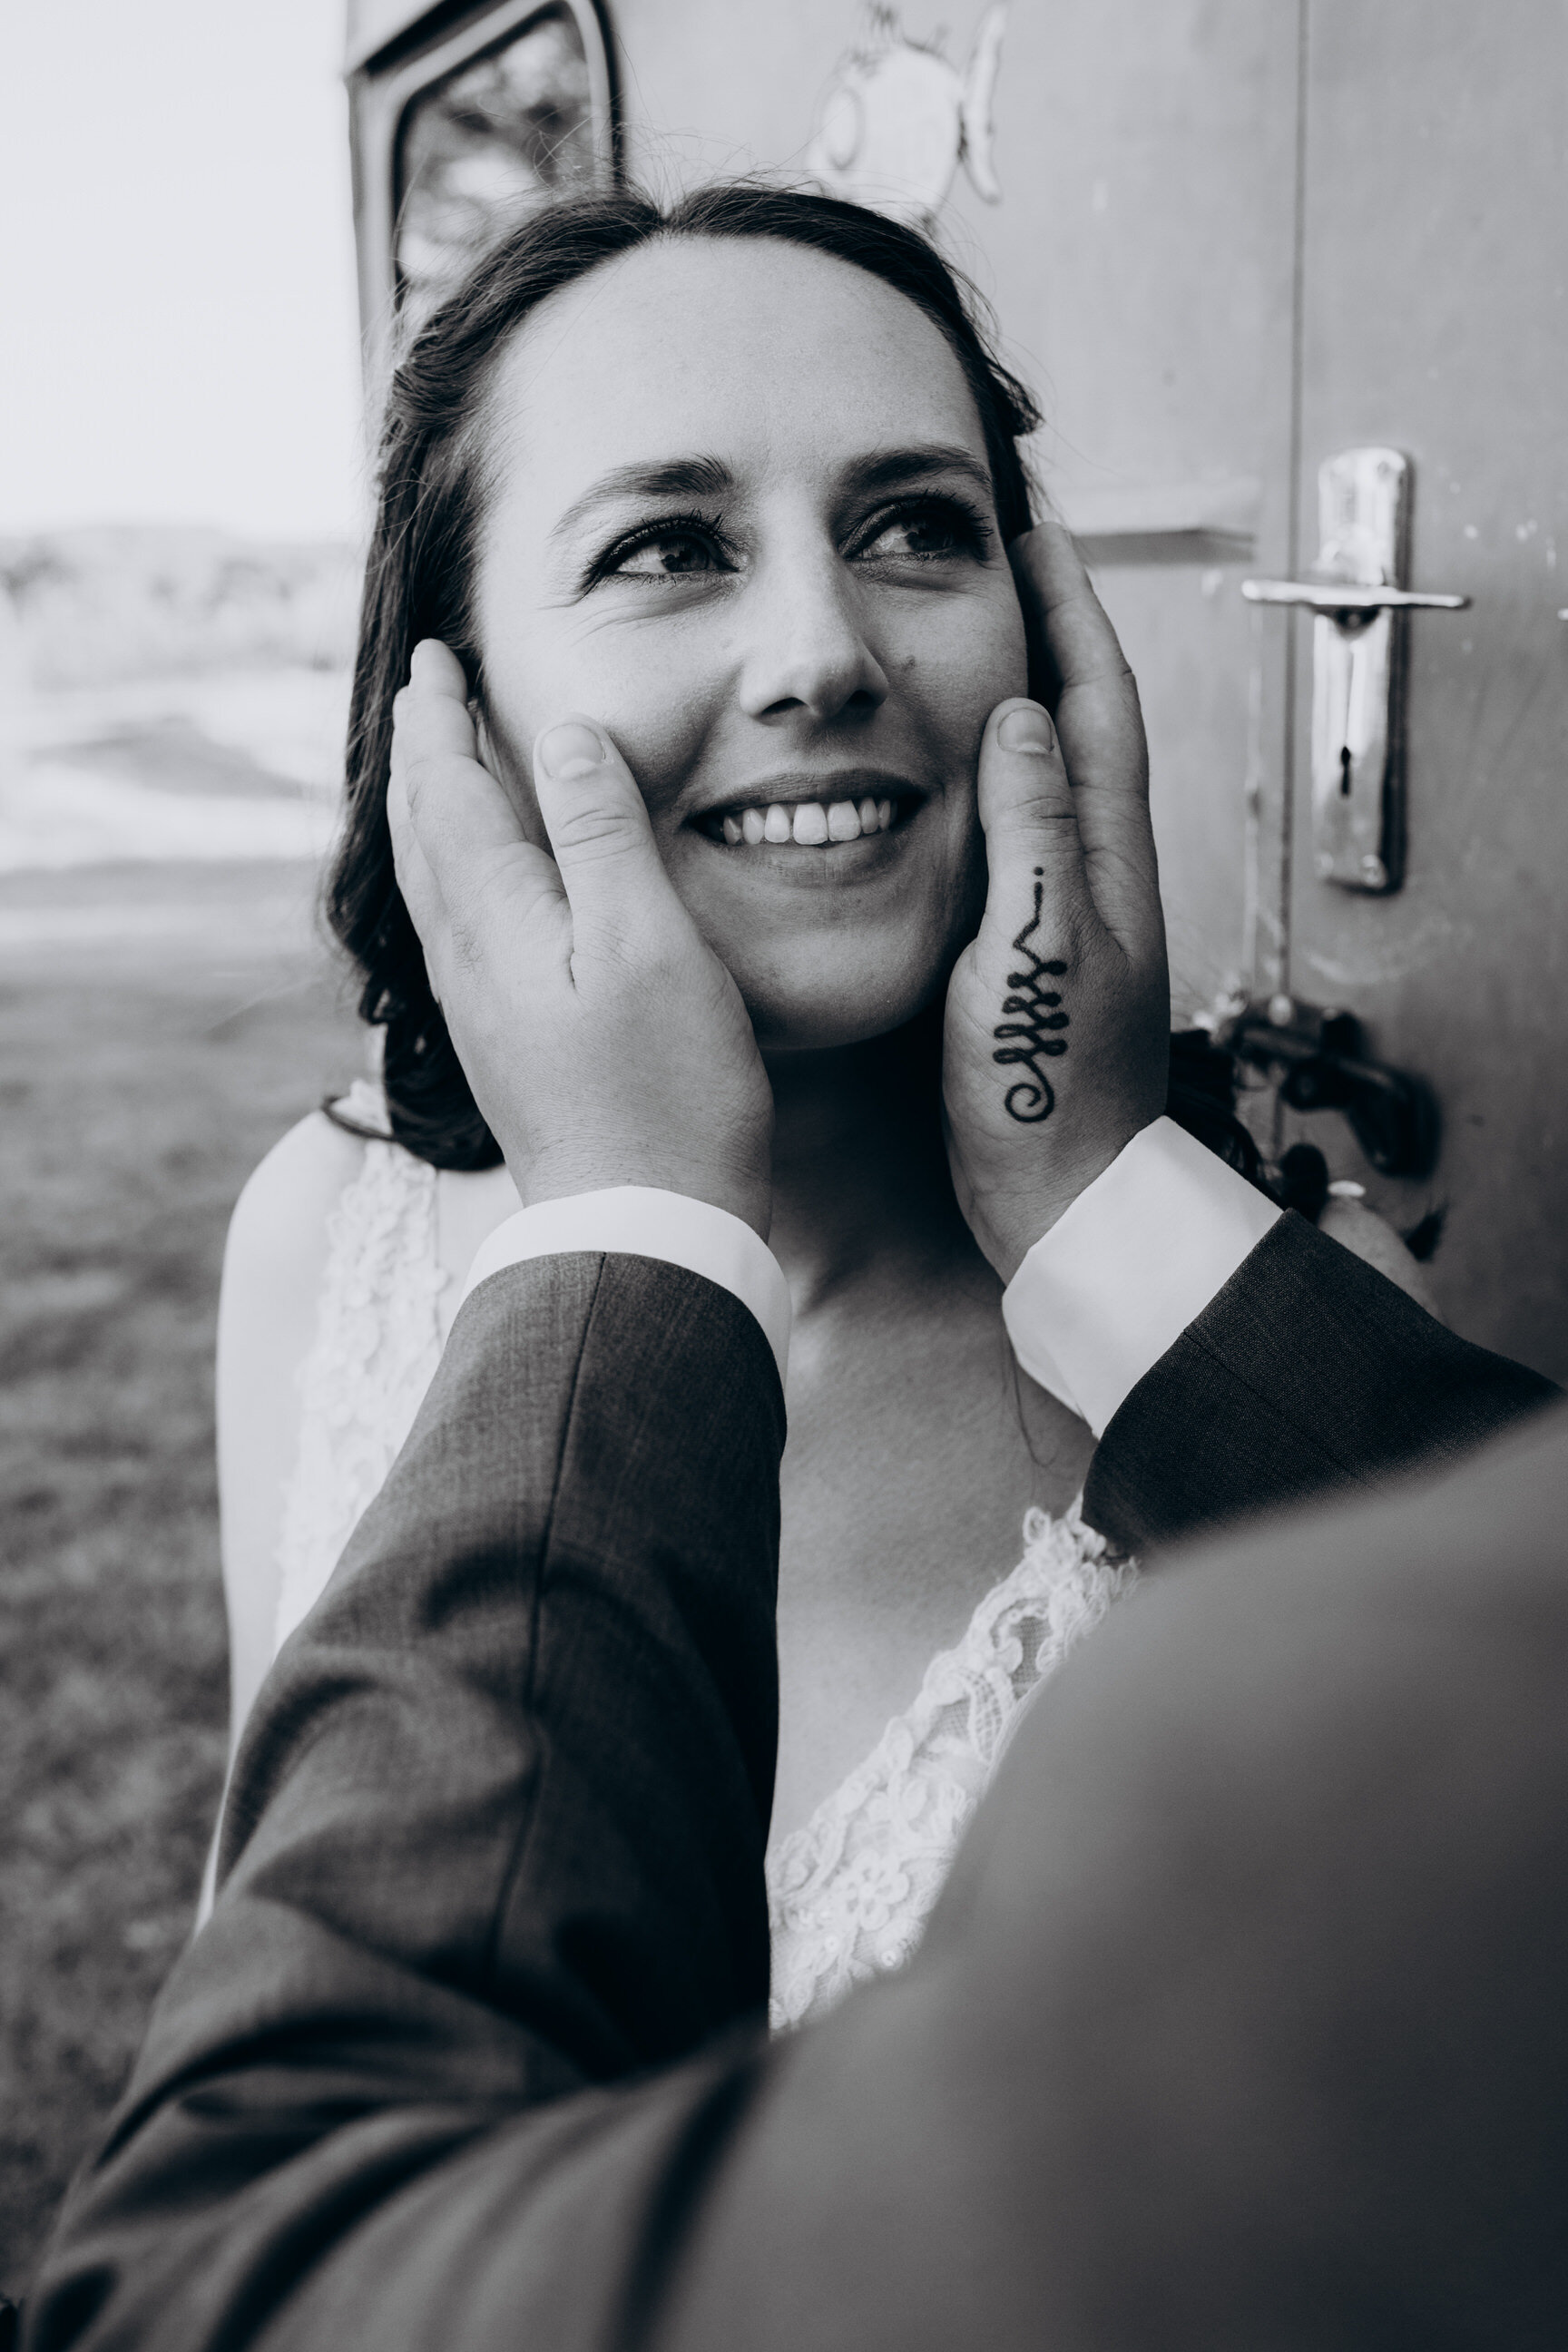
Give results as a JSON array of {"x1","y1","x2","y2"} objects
[{"x1": 0, "y1": 859, "x2": 363, "y2": 2297}]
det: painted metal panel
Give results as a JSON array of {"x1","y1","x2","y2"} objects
[{"x1": 1283, "y1": 0, "x2": 1568, "y2": 1373}]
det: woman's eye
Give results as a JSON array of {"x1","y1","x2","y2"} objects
[
  {"x1": 608, "y1": 528, "x2": 727, "y2": 580},
  {"x1": 856, "y1": 505, "x2": 985, "y2": 563}
]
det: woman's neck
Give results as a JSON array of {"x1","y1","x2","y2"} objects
[{"x1": 763, "y1": 1026, "x2": 975, "y2": 1318}]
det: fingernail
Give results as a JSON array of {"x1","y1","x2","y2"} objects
[
  {"x1": 537, "y1": 720, "x2": 608, "y2": 780},
  {"x1": 998, "y1": 704, "x2": 1055, "y2": 754}
]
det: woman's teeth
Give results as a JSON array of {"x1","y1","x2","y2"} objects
[{"x1": 718, "y1": 796, "x2": 895, "y2": 848}]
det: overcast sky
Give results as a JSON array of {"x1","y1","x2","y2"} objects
[{"x1": 1, "y1": 0, "x2": 364, "y2": 542}]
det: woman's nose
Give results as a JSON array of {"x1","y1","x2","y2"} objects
[{"x1": 736, "y1": 551, "x2": 890, "y2": 724}]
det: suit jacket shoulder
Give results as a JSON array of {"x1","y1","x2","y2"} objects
[{"x1": 1084, "y1": 1211, "x2": 1559, "y2": 1553}]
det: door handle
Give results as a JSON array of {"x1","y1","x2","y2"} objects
[
  {"x1": 1241, "y1": 580, "x2": 1467, "y2": 614},
  {"x1": 1241, "y1": 446, "x2": 1470, "y2": 893}
]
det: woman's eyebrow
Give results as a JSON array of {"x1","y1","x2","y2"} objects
[
  {"x1": 842, "y1": 445, "x2": 996, "y2": 503},
  {"x1": 548, "y1": 456, "x2": 733, "y2": 544},
  {"x1": 544, "y1": 444, "x2": 995, "y2": 550}
]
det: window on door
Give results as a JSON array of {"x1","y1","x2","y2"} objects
[{"x1": 394, "y1": 5, "x2": 602, "y2": 328}]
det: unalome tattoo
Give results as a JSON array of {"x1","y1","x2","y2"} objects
[{"x1": 992, "y1": 867, "x2": 1068, "y2": 1122}]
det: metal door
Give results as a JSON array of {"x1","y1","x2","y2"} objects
[{"x1": 1266, "y1": 3, "x2": 1568, "y2": 1374}]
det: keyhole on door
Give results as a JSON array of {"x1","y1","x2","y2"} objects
[{"x1": 1339, "y1": 744, "x2": 1353, "y2": 797}]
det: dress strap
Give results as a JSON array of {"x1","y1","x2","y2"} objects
[
  {"x1": 271, "y1": 1101, "x2": 448, "y2": 1652},
  {"x1": 324, "y1": 1076, "x2": 394, "y2": 1140}
]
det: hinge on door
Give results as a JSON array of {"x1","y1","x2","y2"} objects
[{"x1": 1216, "y1": 995, "x2": 1439, "y2": 1178}]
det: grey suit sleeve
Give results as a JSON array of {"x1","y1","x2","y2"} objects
[
  {"x1": 25, "y1": 1252, "x2": 786, "y2": 2351},
  {"x1": 1083, "y1": 1210, "x2": 1560, "y2": 1553}
]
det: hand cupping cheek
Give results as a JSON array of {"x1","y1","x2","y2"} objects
[
  {"x1": 938, "y1": 537, "x2": 1170, "y2": 1281},
  {"x1": 388, "y1": 645, "x2": 777, "y2": 1235}
]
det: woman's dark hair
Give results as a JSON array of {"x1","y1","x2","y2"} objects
[{"x1": 328, "y1": 178, "x2": 1270, "y2": 1195}]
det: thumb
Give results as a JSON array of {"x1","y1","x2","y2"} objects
[
  {"x1": 391, "y1": 640, "x2": 562, "y2": 947},
  {"x1": 394, "y1": 640, "x2": 531, "y2": 876},
  {"x1": 975, "y1": 697, "x2": 1088, "y2": 904},
  {"x1": 531, "y1": 716, "x2": 685, "y2": 948}
]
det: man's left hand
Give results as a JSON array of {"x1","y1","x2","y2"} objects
[{"x1": 942, "y1": 524, "x2": 1171, "y2": 1283}]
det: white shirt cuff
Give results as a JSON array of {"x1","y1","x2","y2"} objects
[
  {"x1": 1001, "y1": 1116, "x2": 1282, "y2": 1437},
  {"x1": 458, "y1": 1186, "x2": 791, "y2": 1387}
]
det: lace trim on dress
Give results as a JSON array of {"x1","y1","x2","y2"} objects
[
  {"x1": 766, "y1": 1502, "x2": 1136, "y2": 2032},
  {"x1": 271, "y1": 1080, "x2": 449, "y2": 1653}
]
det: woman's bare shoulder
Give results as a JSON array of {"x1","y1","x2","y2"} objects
[
  {"x1": 225, "y1": 1110, "x2": 370, "y2": 1280},
  {"x1": 217, "y1": 1111, "x2": 374, "y2": 1764}
]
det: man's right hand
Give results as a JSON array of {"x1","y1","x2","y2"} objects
[{"x1": 387, "y1": 639, "x2": 775, "y2": 1239}]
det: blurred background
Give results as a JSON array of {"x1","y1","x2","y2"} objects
[
  {"x1": 3, "y1": 0, "x2": 1564, "y2": 2297},
  {"x1": 1, "y1": 0, "x2": 368, "y2": 2291}
]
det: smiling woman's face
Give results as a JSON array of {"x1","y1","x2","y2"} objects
[{"x1": 474, "y1": 232, "x2": 1028, "y2": 1051}]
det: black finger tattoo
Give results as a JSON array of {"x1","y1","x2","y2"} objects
[{"x1": 992, "y1": 867, "x2": 1068, "y2": 1123}]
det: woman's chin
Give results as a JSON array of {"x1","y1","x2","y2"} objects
[{"x1": 740, "y1": 967, "x2": 948, "y2": 1056}]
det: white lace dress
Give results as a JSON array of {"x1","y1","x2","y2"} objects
[{"x1": 272, "y1": 1083, "x2": 1136, "y2": 2032}]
